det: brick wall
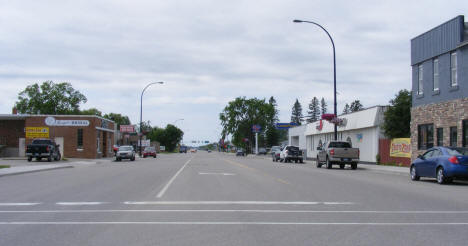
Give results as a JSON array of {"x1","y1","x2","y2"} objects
[
  {"x1": 378, "y1": 139, "x2": 411, "y2": 167},
  {"x1": 0, "y1": 120, "x2": 25, "y2": 147},
  {"x1": 411, "y1": 97, "x2": 468, "y2": 160}
]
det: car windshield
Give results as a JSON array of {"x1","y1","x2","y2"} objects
[
  {"x1": 144, "y1": 147, "x2": 154, "y2": 151},
  {"x1": 328, "y1": 142, "x2": 352, "y2": 148},
  {"x1": 446, "y1": 147, "x2": 468, "y2": 156},
  {"x1": 286, "y1": 146, "x2": 299, "y2": 151},
  {"x1": 119, "y1": 146, "x2": 133, "y2": 151},
  {"x1": 31, "y1": 140, "x2": 52, "y2": 145}
]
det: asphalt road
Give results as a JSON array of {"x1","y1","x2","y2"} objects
[{"x1": 1, "y1": 152, "x2": 468, "y2": 246}]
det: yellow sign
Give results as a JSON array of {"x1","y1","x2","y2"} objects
[
  {"x1": 390, "y1": 138, "x2": 411, "y2": 158},
  {"x1": 26, "y1": 127, "x2": 49, "y2": 138}
]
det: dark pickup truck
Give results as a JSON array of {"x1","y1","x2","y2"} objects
[{"x1": 26, "y1": 139, "x2": 61, "y2": 162}]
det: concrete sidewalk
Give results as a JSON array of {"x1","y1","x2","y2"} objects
[{"x1": 0, "y1": 164, "x2": 73, "y2": 177}]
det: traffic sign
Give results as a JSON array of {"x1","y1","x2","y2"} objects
[{"x1": 252, "y1": 124, "x2": 261, "y2": 133}]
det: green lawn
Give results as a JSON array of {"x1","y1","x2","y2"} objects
[{"x1": 0, "y1": 165, "x2": 10, "y2": 169}]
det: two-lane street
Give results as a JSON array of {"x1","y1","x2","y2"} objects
[{"x1": 1, "y1": 152, "x2": 468, "y2": 246}]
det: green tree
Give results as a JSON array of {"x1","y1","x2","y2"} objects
[
  {"x1": 343, "y1": 103, "x2": 350, "y2": 114},
  {"x1": 290, "y1": 99, "x2": 303, "y2": 125},
  {"x1": 306, "y1": 97, "x2": 320, "y2": 123},
  {"x1": 350, "y1": 100, "x2": 364, "y2": 112},
  {"x1": 80, "y1": 108, "x2": 102, "y2": 116},
  {"x1": 148, "y1": 124, "x2": 184, "y2": 152},
  {"x1": 320, "y1": 97, "x2": 328, "y2": 116},
  {"x1": 265, "y1": 96, "x2": 280, "y2": 147},
  {"x1": 219, "y1": 97, "x2": 276, "y2": 153},
  {"x1": 383, "y1": 90, "x2": 412, "y2": 138},
  {"x1": 15, "y1": 81, "x2": 87, "y2": 114},
  {"x1": 103, "y1": 113, "x2": 131, "y2": 129}
]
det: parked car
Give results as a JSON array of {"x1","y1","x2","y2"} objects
[
  {"x1": 179, "y1": 146, "x2": 187, "y2": 153},
  {"x1": 143, "y1": 146, "x2": 157, "y2": 158},
  {"x1": 410, "y1": 147, "x2": 468, "y2": 184},
  {"x1": 26, "y1": 138, "x2": 61, "y2": 162},
  {"x1": 236, "y1": 149, "x2": 245, "y2": 156},
  {"x1": 115, "y1": 145, "x2": 136, "y2": 161},
  {"x1": 271, "y1": 146, "x2": 281, "y2": 162},
  {"x1": 279, "y1": 145, "x2": 304, "y2": 163},
  {"x1": 258, "y1": 147, "x2": 267, "y2": 155},
  {"x1": 316, "y1": 141, "x2": 359, "y2": 169}
]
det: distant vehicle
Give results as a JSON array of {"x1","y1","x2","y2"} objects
[
  {"x1": 190, "y1": 148, "x2": 197, "y2": 153},
  {"x1": 143, "y1": 146, "x2": 157, "y2": 158},
  {"x1": 411, "y1": 147, "x2": 468, "y2": 184},
  {"x1": 179, "y1": 146, "x2": 187, "y2": 153},
  {"x1": 26, "y1": 138, "x2": 61, "y2": 162},
  {"x1": 236, "y1": 149, "x2": 245, "y2": 156},
  {"x1": 279, "y1": 145, "x2": 303, "y2": 163},
  {"x1": 207, "y1": 149, "x2": 212, "y2": 153},
  {"x1": 271, "y1": 146, "x2": 281, "y2": 162},
  {"x1": 316, "y1": 141, "x2": 359, "y2": 169},
  {"x1": 115, "y1": 145, "x2": 136, "y2": 161},
  {"x1": 258, "y1": 147, "x2": 267, "y2": 155}
]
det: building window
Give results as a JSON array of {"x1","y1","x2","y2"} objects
[
  {"x1": 450, "y1": 126, "x2": 457, "y2": 147},
  {"x1": 418, "y1": 64, "x2": 424, "y2": 95},
  {"x1": 433, "y1": 58, "x2": 439, "y2": 91},
  {"x1": 77, "y1": 129, "x2": 83, "y2": 149},
  {"x1": 418, "y1": 124, "x2": 433, "y2": 150},
  {"x1": 451, "y1": 52, "x2": 457, "y2": 86},
  {"x1": 436, "y1": 128, "x2": 443, "y2": 146},
  {"x1": 463, "y1": 120, "x2": 468, "y2": 147}
]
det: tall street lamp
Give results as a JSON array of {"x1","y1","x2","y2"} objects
[
  {"x1": 140, "y1": 81, "x2": 164, "y2": 156},
  {"x1": 293, "y1": 19, "x2": 338, "y2": 140}
]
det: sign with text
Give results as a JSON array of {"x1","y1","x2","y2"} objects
[
  {"x1": 25, "y1": 127, "x2": 49, "y2": 138},
  {"x1": 252, "y1": 124, "x2": 261, "y2": 133},
  {"x1": 120, "y1": 125, "x2": 135, "y2": 133},
  {"x1": 390, "y1": 138, "x2": 411, "y2": 158},
  {"x1": 45, "y1": 116, "x2": 89, "y2": 126},
  {"x1": 275, "y1": 123, "x2": 298, "y2": 129}
]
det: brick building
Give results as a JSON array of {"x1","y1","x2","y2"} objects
[
  {"x1": 410, "y1": 16, "x2": 468, "y2": 160},
  {"x1": 0, "y1": 114, "x2": 115, "y2": 159}
]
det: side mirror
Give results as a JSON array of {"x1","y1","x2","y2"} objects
[{"x1": 417, "y1": 155, "x2": 424, "y2": 160}]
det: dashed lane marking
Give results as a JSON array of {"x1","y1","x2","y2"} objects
[
  {"x1": 198, "y1": 172, "x2": 236, "y2": 176},
  {"x1": 123, "y1": 201, "x2": 354, "y2": 205},
  {"x1": 56, "y1": 202, "x2": 108, "y2": 206},
  {"x1": 2, "y1": 210, "x2": 468, "y2": 214},
  {"x1": 0, "y1": 203, "x2": 41, "y2": 206},
  {"x1": 1, "y1": 221, "x2": 468, "y2": 225}
]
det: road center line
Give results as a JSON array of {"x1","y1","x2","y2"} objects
[
  {"x1": 1, "y1": 210, "x2": 468, "y2": 214},
  {"x1": 156, "y1": 157, "x2": 193, "y2": 198},
  {"x1": 123, "y1": 201, "x2": 354, "y2": 205},
  {"x1": 198, "y1": 172, "x2": 236, "y2": 176},
  {"x1": 56, "y1": 202, "x2": 107, "y2": 206}
]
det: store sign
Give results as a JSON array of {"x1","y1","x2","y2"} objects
[
  {"x1": 120, "y1": 125, "x2": 135, "y2": 133},
  {"x1": 25, "y1": 127, "x2": 49, "y2": 138},
  {"x1": 45, "y1": 116, "x2": 89, "y2": 126},
  {"x1": 390, "y1": 138, "x2": 411, "y2": 158},
  {"x1": 275, "y1": 123, "x2": 298, "y2": 129},
  {"x1": 138, "y1": 140, "x2": 150, "y2": 147}
]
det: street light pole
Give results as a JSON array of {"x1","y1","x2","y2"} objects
[
  {"x1": 140, "y1": 81, "x2": 164, "y2": 157},
  {"x1": 293, "y1": 19, "x2": 338, "y2": 140}
]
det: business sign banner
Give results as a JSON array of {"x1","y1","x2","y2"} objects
[
  {"x1": 25, "y1": 127, "x2": 49, "y2": 138},
  {"x1": 45, "y1": 116, "x2": 89, "y2": 126},
  {"x1": 120, "y1": 125, "x2": 135, "y2": 133},
  {"x1": 390, "y1": 138, "x2": 411, "y2": 158},
  {"x1": 275, "y1": 123, "x2": 298, "y2": 129},
  {"x1": 138, "y1": 139, "x2": 150, "y2": 147}
]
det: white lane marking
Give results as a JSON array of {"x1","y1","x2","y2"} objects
[
  {"x1": 156, "y1": 157, "x2": 193, "y2": 198},
  {"x1": 1, "y1": 210, "x2": 468, "y2": 214},
  {"x1": 198, "y1": 172, "x2": 236, "y2": 176},
  {"x1": 56, "y1": 202, "x2": 107, "y2": 206},
  {"x1": 0, "y1": 203, "x2": 40, "y2": 206},
  {"x1": 124, "y1": 201, "x2": 354, "y2": 205},
  {"x1": 1, "y1": 221, "x2": 468, "y2": 225}
]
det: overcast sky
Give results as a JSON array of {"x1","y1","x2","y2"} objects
[{"x1": 1, "y1": 0, "x2": 467, "y2": 145}]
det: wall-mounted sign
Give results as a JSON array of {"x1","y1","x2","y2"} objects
[
  {"x1": 316, "y1": 120, "x2": 323, "y2": 131},
  {"x1": 45, "y1": 116, "x2": 89, "y2": 126},
  {"x1": 356, "y1": 133, "x2": 363, "y2": 143},
  {"x1": 25, "y1": 127, "x2": 49, "y2": 138},
  {"x1": 120, "y1": 125, "x2": 135, "y2": 133},
  {"x1": 275, "y1": 123, "x2": 298, "y2": 129},
  {"x1": 390, "y1": 138, "x2": 411, "y2": 158}
]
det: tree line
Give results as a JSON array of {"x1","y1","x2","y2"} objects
[{"x1": 290, "y1": 98, "x2": 364, "y2": 125}]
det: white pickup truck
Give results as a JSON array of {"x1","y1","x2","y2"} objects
[
  {"x1": 316, "y1": 141, "x2": 359, "y2": 169},
  {"x1": 279, "y1": 145, "x2": 304, "y2": 163}
]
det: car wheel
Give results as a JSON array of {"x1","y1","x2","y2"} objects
[
  {"x1": 326, "y1": 158, "x2": 332, "y2": 169},
  {"x1": 300, "y1": 159, "x2": 304, "y2": 164},
  {"x1": 47, "y1": 156, "x2": 52, "y2": 162},
  {"x1": 153, "y1": 155, "x2": 156, "y2": 158},
  {"x1": 27, "y1": 156, "x2": 32, "y2": 162},
  {"x1": 340, "y1": 164, "x2": 345, "y2": 169},
  {"x1": 351, "y1": 163, "x2": 357, "y2": 170},
  {"x1": 316, "y1": 157, "x2": 322, "y2": 168},
  {"x1": 37, "y1": 157, "x2": 41, "y2": 161},
  {"x1": 410, "y1": 166, "x2": 420, "y2": 181},
  {"x1": 436, "y1": 167, "x2": 450, "y2": 184},
  {"x1": 295, "y1": 160, "x2": 298, "y2": 163}
]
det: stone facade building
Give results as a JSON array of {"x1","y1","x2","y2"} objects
[{"x1": 410, "y1": 16, "x2": 468, "y2": 160}]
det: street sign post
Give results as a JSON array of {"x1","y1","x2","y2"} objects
[{"x1": 252, "y1": 125, "x2": 262, "y2": 154}]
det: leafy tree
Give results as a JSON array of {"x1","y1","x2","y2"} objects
[
  {"x1": 265, "y1": 96, "x2": 280, "y2": 147},
  {"x1": 80, "y1": 108, "x2": 102, "y2": 116},
  {"x1": 350, "y1": 100, "x2": 364, "y2": 112},
  {"x1": 148, "y1": 124, "x2": 184, "y2": 152},
  {"x1": 383, "y1": 90, "x2": 412, "y2": 138},
  {"x1": 103, "y1": 113, "x2": 131, "y2": 129},
  {"x1": 320, "y1": 97, "x2": 328, "y2": 116},
  {"x1": 15, "y1": 81, "x2": 87, "y2": 114},
  {"x1": 306, "y1": 97, "x2": 320, "y2": 123},
  {"x1": 138, "y1": 120, "x2": 153, "y2": 134},
  {"x1": 343, "y1": 103, "x2": 350, "y2": 114},
  {"x1": 219, "y1": 97, "x2": 276, "y2": 153},
  {"x1": 290, "y1": 99, "x2": 303, "y2": 125}
]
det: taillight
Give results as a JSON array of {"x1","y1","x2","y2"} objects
[
  {"x1": 448, "y1": 156, "x2": 459, "y2": 164},
  {"x1": 330, "y1": 149, "x2": 335, "y2": 156},
  {"x1": 46, "y1": 146, "x2": 50, "y2": 152},
  {"x1": 285, "y1": 150, "x2": 289, "y2": 154}
]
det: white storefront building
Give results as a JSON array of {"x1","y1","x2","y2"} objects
[{"x1": 288, "y1": 106, "x2": 387, "y2": 163}]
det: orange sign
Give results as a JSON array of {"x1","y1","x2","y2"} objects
[
  {"x1": 25, "y1": 127, "x2": 49, "y2": 138},
  {"x1": 390, "y1": 138, "x2": 411, "y2": 158}
]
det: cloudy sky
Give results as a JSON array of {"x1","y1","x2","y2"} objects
[{"x1": 1, "y1": 0, "x2": 466, "y2": 145}]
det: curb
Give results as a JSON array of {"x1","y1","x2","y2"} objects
[{"x1": 0, "y1": 165, "x2": 74, "y2": 178}]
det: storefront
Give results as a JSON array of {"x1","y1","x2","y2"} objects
[{"x1": 0, "y1": 114, "x2": 115, "y2": 159}]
